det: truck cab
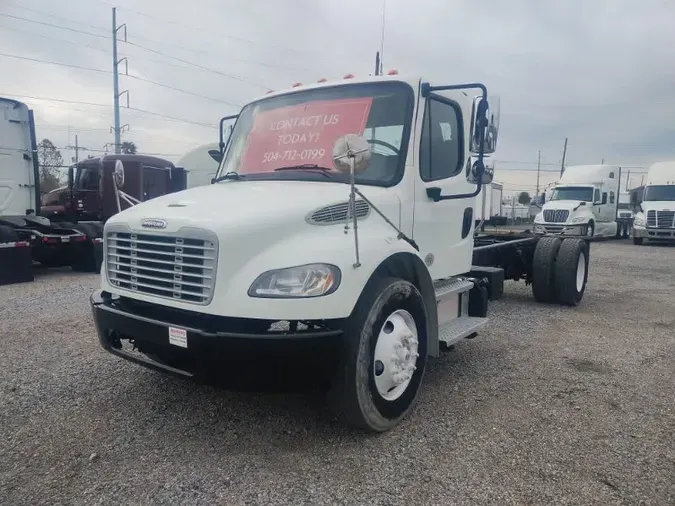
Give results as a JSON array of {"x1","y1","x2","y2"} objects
[
  {"x1": 534, "y1": 165, "x2": 620, "y2": 238},
  {"x1": 632, "y1": 160, "x2": 675, "y2": 245},
  {"x1": 91, "y1": 74, "x2": 590, "y2": 431}
]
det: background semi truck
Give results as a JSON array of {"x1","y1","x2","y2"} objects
[
  {"x1": 615, "y1": 191, "x2": 633, "y2": 239},
  {"x1": 90, "y1": 75, "x2": 591, "y2": 432},
  {"x1": 534, "y1": 164, "x2": 620, "y2": 238},
  {"x1": 631, "y1": 160, "x2": 675, "y2": 245},
  {"x1": 0, "y1": 96, "x2": 187, "y2": 285}
]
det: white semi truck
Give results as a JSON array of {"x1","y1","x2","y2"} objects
[
  {"x1": 534, "y1": 164, "x2": 620, "y2": 238},
  {"x1": 90, "y1": 75, "x2": 591, "y2": 432},
  {"x1": 631, "y1": 160, "x2": 675, "y2": 245},
  {"x1": 615, "y1": 191, "x2": 633, "y2": 239}
]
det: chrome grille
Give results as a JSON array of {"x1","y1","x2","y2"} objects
[
  {"x1": 656, "y1": 210, "x2": 675, "y2": 228},
  {"x1": 106, "y1": 230, "x2": 217, "y2": 305},
  {"x1": 647, "y1": 210, "x2": 657, "y2": 227},
  {"x1": 307, "y1": 200, "x2": 370, "y2": 225},
  {"x1": 543, "y1": 209, "x2": 569, "y2": 223}
]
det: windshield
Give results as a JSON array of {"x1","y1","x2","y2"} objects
[
  {"x1": 217, "y1": 81, "x2": 414, "y2": 186},
  {"x1": 75, "y1": 166, "x2": 100, "y2": 191},
  {"x1": 550, "y1": 186, "x2": 594, "y2": 202},
  {"x1": 644, "y1": 185, "x2": 675, "y2": 201},
  {"x1": 617, "y1": 203, "x2": 632, "y2": 210}
]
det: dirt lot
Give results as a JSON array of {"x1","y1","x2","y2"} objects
[{"x1": 1, "y1": 241, "x2": 673, "y2": 505}]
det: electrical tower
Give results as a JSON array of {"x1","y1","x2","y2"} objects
[{"x1": 112, "y1": 8, "x2": 129, "y2": 155}]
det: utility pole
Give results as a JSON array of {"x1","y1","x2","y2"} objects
[
  {"x1": 112, "y1": 8, "x2": 128, "y2": 155},
  {"x1": 601, "y1": 158, "x2": 604, "y2": 164},
  {"x1": 65, "y1": 135, "x2": 88, "y2": 163},
  {"x1": 536, "y1": 150, "x2": 541, "y2": 196},
  {"x1": 560, "y1": 137, "x2": 568, "y2": 176},
  {"x1": 375, "y1": 52, "x2": 380, "y2": 76}
]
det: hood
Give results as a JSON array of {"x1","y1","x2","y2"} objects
[
  {"x1": 641, "y1": 201, "x2": 675, "y2": 212},
  {"x1": 541, "y1": 200, "x2": 589, "y2": 212},
  {"x1": 106, "y1": 180, "x2": 400, "y2": 235}
]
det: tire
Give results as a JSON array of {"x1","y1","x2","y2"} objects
[
  {"x1": 623, "y1": 224, "x2": 630, "y2": 239},
  {"x1": 328, "y1": 277, "x2": 429, "y2": 432},
  {"x1": 531, "y1": 236, "x2": 562, "y2": 303},
  {"x1": 554, "y1": 239, "x2": 589, "y2": 306},
  {"x1": 633, "y1": 236, "x2": 644, "y2": 245},
  {"x1": 70, "y1": 223, "x2": 102, "y2": 272},
  {"x1": 615, "y1": 223, "x2": 622, "y2": 239},
  {"x1": 585, "y1": 221, "x2": 595, "y2": 238}
]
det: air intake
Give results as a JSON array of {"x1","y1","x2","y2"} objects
[{"x1": 307, "y1": 200, "x2": 370, "y2": 225}]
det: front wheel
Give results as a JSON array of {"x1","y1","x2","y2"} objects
[
  {"x1": 633, "y1": 236, "x2": 644, "y2": 245},
  {"x1": 555, "y1": 239, "x2": 589, "y2": 306},
  {"x1": 329, "y1": 277, "x2": 429, "y2": 432}
]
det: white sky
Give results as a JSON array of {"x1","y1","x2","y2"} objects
[{"x1": 1, "y1": 0, "x2": 674, "y2": 196}]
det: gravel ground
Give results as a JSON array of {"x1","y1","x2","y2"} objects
[{"x1": 1, "y1": 241, "x2": 674, "y2": 505}]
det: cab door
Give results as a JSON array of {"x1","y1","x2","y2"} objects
[{"x1": 411, "y1": 93, "x2": 476, "y2": 280}]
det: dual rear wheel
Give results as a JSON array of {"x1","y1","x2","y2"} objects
[{"x1": 532, "y1": 236, "x2": 589, "y2": 306}]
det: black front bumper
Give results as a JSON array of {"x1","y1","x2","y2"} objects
[{"x1": 90, "y1": 290, "x2": 344, "y2": 379}]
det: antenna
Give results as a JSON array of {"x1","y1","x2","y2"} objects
[{"x1": 379, "y1": 0, "x2": 386, "y2": 75}]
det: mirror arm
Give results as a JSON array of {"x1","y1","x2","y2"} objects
[{"x1": 426, "y1": 182, "x2": 483, "y2": 202}]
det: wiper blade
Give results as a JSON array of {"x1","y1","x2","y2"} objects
[
  {"x1": 273, "y1": 164, "x2": 334, "y2": 178},
  {"x1": 213, "y1": 171, "x2": 245, "y2": 182}
]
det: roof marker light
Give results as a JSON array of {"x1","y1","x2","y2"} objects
[
  {"x1": 343, "y1": 73, "x2": 355, "y2": 79},
  {"x1": 291, "y1": 82, "x2": 302, "y2": 87},
  {"x1": 387, "y1": 69, "x2": 399, "y2": 75},
  {"x1": 317, "y1": 78, "x2": 328, "y2": 83}
]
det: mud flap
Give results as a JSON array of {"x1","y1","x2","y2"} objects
[{"x1": 0, "y1": 241, "x2": 33, "y2": 285}]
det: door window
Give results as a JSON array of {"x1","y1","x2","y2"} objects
[{"x1": 419, "y1": 97, "x2": 463, "y2": 182}]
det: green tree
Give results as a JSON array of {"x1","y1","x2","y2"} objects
[
  {"x1": 37, "y1": 138, "x2": 63, "y2": 194},
  {"x1": 120, "y1": 141, "x2": 137, "y2": 154},
  {"x1": 518, "y1": 191, "x2": 531, "y2": 205}
]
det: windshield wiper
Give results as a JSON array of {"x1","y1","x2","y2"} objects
[
  {"x1": 212, "y1": 171, "x2": 246, "y2": 183},
  {"x1": 273, "y1": 164, "x2": 334, "y2": 179}
]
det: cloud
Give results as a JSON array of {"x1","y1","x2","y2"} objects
[{"x1": 1, "y1": 0, "x2": 674, "y2": 194}]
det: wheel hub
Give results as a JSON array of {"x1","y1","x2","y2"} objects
[{"x1": 373, "y1": 310, "x2": 419, "y2": 401}]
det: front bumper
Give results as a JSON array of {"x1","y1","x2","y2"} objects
[
  {"x1": 90, "y1": 290, "x2": 344, "y2": 379},
  {"x1": 632, "y1": 226, "x2": 675, "y2": 240},
  {"x1": 534, "y1": 223, "x2": 586, "y2": 236}
]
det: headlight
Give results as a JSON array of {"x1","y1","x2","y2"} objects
[
  {"x1": 534, "y1": 213, "x2": 543, "y2": 223},
  {"x1": 633, "y1": 215, "x2": 645, "y2": 227},
  {"x1": 248, "y1": 263, "x2": 341, "y2": 298},
  {"x1": 571, "y1": 216, "x2": 586, "y2": 223}
]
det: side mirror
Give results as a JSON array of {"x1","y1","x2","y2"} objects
[
  {"x1": 601, "y1": 193, "x2": 608, "y2": 205},
  {"x1": 467, "y1": 160, "x2": 494, "y2": 185},
  {"x1": 332, "y1": 134, "x2": 371, "y2": 174},
  {"x1": 470, "y1": 95, "x2": 500, "y2": 155},
  {"x1": 208, "y1": 150, "x2": 223, "y2": 163},
  {"x1": 113, "y1": 159, "x2": 125, "y2": 189}
]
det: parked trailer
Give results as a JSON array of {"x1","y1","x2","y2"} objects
[
  {"x1": 90, "y1": 75, "x2": 591, "y2": 432},
  {"x1": 631, "y1": 160, "x2": 675, "y2": 245},
  {"x1": 534, "y1": 164, "x2": 621, "y2": 239},
  {"x1": 0, "y1": 96, "x2": 187, "y2": 285}
]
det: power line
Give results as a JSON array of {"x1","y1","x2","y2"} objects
[
  {"x1": 1, "y1": 92, "x2": 218, "y2": 128},
  {"x1": 0, "y1": 52, "x2": 240, "y2": 106},
  {"x1": 123, "y1": 40, "x2": 270, "y2": 89},
  {"x1": 0, "y1": 13, "x2": 108, "y2": 40}
]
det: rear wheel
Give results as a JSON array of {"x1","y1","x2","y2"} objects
[
  {"x1": 532, "y1": 236, "x2": 562, "y2": 303},
  {"x1": 70, "y1": 223, "x2": 103, "y2": 272},
  {"x1": 329, "y1": 277, "x2": 428, "y2": 432},
  {"x1": 554, "y1": 239, "x2": 589, "y2": 306}
]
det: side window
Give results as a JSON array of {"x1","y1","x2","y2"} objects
[
  {"x1": 420, "y1": 97, "x2": 463, "y2": 182},
  {"x1": 594, "y1": 188, "x2": 601, "y2": 203},
  {"x1": 609, "y1": 191, "x2": 615, "y2": 204}
]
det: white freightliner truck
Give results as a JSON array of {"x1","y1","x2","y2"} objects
[
  {"x1": 90, "y1": 75, "x2": 592, "y2": 432},
  {"x1": 631, "y1": 160, "x2": 675, "y2": 245},
  {"x1": 534, "y1": 164, "x2": 621, "y2": 238},
  {"x1": 615, "y1": 191, "x2": 633, "y2": 239}
]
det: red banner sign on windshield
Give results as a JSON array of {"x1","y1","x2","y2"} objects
[{"x1": 238, "y1": 98, "x2": 373, "y2": 173}]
